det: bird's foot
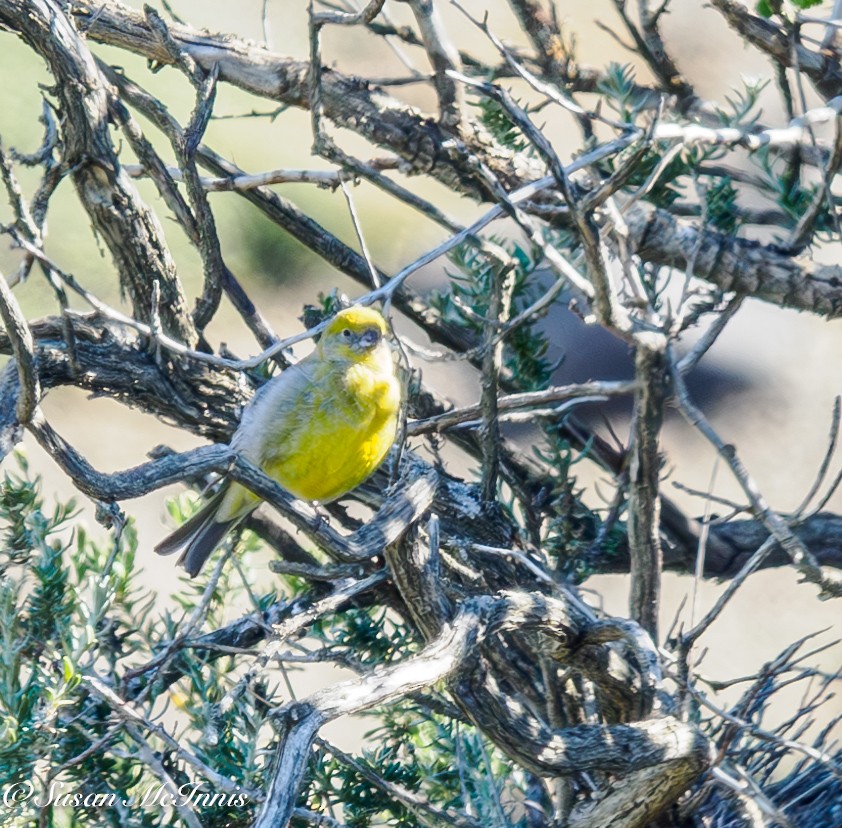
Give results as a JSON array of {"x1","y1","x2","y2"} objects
[{"x1": 311, "y1": 502, "x2": 332, "y2": 531}]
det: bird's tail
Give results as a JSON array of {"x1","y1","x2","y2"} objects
[{"x1": 154, "y1": 487, "x2": 238, "y2": 578}]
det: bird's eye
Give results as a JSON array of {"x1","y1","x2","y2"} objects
[{"x1": 342, "y1": 328, "x2": 352, "y2": 339}]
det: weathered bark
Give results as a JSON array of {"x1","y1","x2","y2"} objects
[
  {"x1": 628, "y1": 340, "x2": 668, "y2": 639},
  {"x1": 0, "y1": 0, "x2": 196, "y2": 342},
  {"x1": 625, "y1": 204, "x2": 842, "y2": 318},
  {"x1": 254, "y1": 594, "x2": 711, "y2": 828}
]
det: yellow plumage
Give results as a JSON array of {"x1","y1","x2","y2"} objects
[{"x1": 156, "y1": 306, "x2": 401, "y2": 576}]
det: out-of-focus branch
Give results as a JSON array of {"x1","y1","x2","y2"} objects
[
  {"x1": 508, "y1": 0, "x2": 569, "y2": 77},
  {"x1": 613, "y1": 0, "x2": 696, "y2": 109},
  {"x1": 670, "y1": 353, "x2": 842, "y2": 597},
  {"x1": 587, "y1": 506, "x2": 842, "y2": 578},
  {"x1": 313, "y1": 0, "x2": 387, "y2": 26}
]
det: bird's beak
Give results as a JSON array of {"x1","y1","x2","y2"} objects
[{"x1": 357, "y1": 329, "x2": 382, "y2": 350}]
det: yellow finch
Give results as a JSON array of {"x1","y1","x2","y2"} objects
[{"x1": 156, "y1": 306, "x2": 401, "y2": 576}]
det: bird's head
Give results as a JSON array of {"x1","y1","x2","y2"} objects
[{"x1": 319, "y1": 306, "x2": 390, "y2": 362}]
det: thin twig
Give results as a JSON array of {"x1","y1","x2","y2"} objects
[
  {"x1": 340, "y1": 179, "x2": 381, "y2": 289},
  {"x1": 406, "y1": 380, "x2": 636, "y2": 435},
  {"x1": 792, "y1": 396, "x2": 842, "y2": 518}
]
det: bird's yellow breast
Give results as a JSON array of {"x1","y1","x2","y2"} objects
[{"x1": 267, "y1": 360, "x2": 400, "y2": 502}]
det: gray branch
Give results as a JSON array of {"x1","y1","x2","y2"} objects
[
  {"x1": 0, "y1": 0, "x2": 196, "y2": 342},
  {"x1": 254, "y1": 593, "x2": 711, "y2": 828}
]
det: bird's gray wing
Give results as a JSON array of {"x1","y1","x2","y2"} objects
[{"x1": 231, "y1": 359, "x2": 318, "y2": 464}]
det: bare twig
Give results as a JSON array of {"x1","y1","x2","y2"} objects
[
  {"x1": 792, "y1": 397, "x2": 842, "y2": 518},
  {"x1": 709, "y1": 0, "x2": 842, "y2": 102},
  {"x1": 123, "y1": 162, "x2": 363, "y2": 190},
  {"x1": 446, "y1": 66, "x2": 628, "y2": 333},
  {"x1": 0, "y1": 0, "x2": 197, "y2": 343},
  {"x1": 340, "y1": 180, "x2": 381, "y2": 289},
  {"x1": 611, "y1": 0, "x2": 695, "y2": 106},
  {"x1": 409, "y1": 0, "x2": 462, "y2": 127},
  {"x1": 677, "y1": 294, "x2": 744, "y2": 374},
  {"x1": 407, "y1": 380, "x2": 636, "y2": 435}
]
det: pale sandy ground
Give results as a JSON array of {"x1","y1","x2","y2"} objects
[{"x1": 1, "y1": 0, "x2": 839, "y2": 757}]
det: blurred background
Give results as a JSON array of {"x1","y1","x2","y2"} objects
[{"x1": 0, "y1": 0, "x2": 840, "y2": 748}]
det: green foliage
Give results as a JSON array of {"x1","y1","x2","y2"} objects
[
  {"x1": 317, "y1": 605, "x2": 418, "y2": 667},
  {"x1": 432, "y1": 239, "x2": 554, "y2": 392},
  {"x1": 716, "y1": 77, "x2": 768, "y2": 128},
  {"x1": 530, "y1": 435, "x2": 601, "y2": 582},
  {"x1": 618, "y1": 144, "x2": 689, "y2": 208},
  {"x1": 307, "y1": 702, "x2": 531, "y2": 828},
  {"x1": 756, "y1": 0, "x2": 823, "y2": 18},
  {"x1": 755, "y1": 0, "x2": 779, "y2": 17},
  {"x1": 0, "y1": 459, "x2": 537, "y2": 827},
  {"x1": 707, "y1": 76, "x2": 840, "y2": 237},
  {"x1": 473, "y1": 95, "x2": 528, "y2": 152},
  {"x1": 504, "y1": 245, "x2": 555, "y2": 392},
  {"x1": 0, "y1": 459, "x2": 269, "y2": 826},
  {"x1": 597, "y1": 62, "x2": 646, "y2": 122},
  {"x1": 754, "y1": 148, "x2": 835, "y2": 237},
  {"x1": 301, "y1": 288, "x2": 350, "y2": 340},
  {"x1": 705, "y1": 177, "x2": 740, "y2": 234},
  {"x1": 0, "y1": 459, "x2": 145, "y2": 818}
]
